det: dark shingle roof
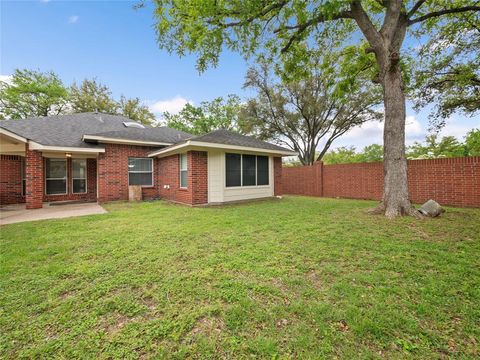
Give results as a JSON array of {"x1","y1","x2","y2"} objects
[
  {"x1": 0, "y1": 113, "x2": 191, "y2": 148},
  {"x1": 188, "y1": 129, "x2": 292, "y2": 152},
  {"x1": 85, "y1": 127, "x2": 191, "y2": 144}
]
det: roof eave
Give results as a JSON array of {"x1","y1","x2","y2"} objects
[
  {"x1": 82, "y1": 135, "x2": 173, "y2": 147},
  {"x1": 0, "y1": 127, "x2": 28, "y2": 143},
  {"x1": 148, "y1": 140, "x2": 298, "y2": 157},
  {"x1": 28, "y1": 141, "x2": 105, "y2": 153}
]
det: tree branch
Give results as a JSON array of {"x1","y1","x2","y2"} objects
[
  {"x1": 407, "y1": 0, "x2": 427, "y2": 17},
  {"x1": 277, "y1": 10, "x2": 352, "y2": 53},
  {"x1": 408, "y1": 6, "x2": 480, "y2": 26}
]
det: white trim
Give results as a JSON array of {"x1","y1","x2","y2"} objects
[
  {"x1": 82, "y1": 135, "x2": 172, "y2": 147},
  {"x1": 45, "y1": 158, "x2": 68, "y2": 196},
  {"x1": 72, "y1": 159, "x2": 88, "y2": 194},
  {"x1": 0, "y1": 128, "x2": 27, "y2": 143},
  {"x1": 29, "y1": 141, "x2": 105, "y2": 153},
  {"x1": 148, "y1": 140, "x2": 297, "y2": 157},
  {"x1": 128, "y1": 157, "x2": 154, "y2": 187}
]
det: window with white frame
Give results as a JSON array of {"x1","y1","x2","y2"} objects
[
  {"x1": 128, "y1": 158, "x2": 153, "y2": 186},
  {"x1": 226, "y1": 153, "x2": 269, "y2": 187},
  {"x1": 179, "y1": 153, "x2": 188, "y2": 188},
  {"x1": 45, "y1": 158, "x2": 67, "y2": 195},
  {"x1": 72, "y1": 159, "x2": 87, "y2": 193}
]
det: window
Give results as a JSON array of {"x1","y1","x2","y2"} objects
[
  {"x1": 128, "y1": 158, "x2": 153, "y2": 186},
  {"x1": 225, "y1": 153, "x2": 269, "y2": 187},
  {"x1": 226, "y1": 153, "x2": 241, "y2": 187},
  {"x1": 256, "y1": 156, "x2": 269, "y2": 185},
  {"x1": 45, "y1": 158, "x2": 67, "y2": 195},
  {"x1": 72, "y1": 159, "x2": 87, "y2": 193},
  {"x1": 242, "y1": 155, "x2": 256, "y2": 186},
  {"x1": 179, "y1": 153, "x2": 188, "y2": 188},
  {"x1": 21, "y1": 157, "x2": 26, "y2": 195}
]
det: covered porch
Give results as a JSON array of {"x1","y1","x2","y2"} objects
[{"x1": 0, "y1": 128, "x2": 101, "y2": 209}]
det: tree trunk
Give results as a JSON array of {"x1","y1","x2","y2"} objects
[{"x1": 370, "y1": 66, "x2": 420, "y2": 218}]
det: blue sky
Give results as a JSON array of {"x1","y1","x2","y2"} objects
[{"x1": 1, "y1": 0, "x2": 478, "y2": 149}]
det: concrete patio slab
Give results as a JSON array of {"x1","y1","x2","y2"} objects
[{"x1": 0, "y1": 202, "x2": 107, "y2": 225}]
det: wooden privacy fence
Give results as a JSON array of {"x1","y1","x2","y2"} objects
[{"x1": 282, "y1": 156, "x2": 480, "y2": 207}]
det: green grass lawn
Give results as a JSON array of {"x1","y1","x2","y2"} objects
[{"x1": 1, "y1": 196, "x2": 479, "y2": 359}]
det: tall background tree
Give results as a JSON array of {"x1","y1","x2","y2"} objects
[
  {"x1": 0, "y1": 69, "x2": 69, "y2": 120},
  {"x1": 1, "y1": 71, "x2": 155, "y2": 125},
  {"x1": 152, "y1": 0, "x2": 480, "y2": 218},
  {"x1": 118, "y1": 95, "x2": 156, "y2": 125},
  {"x1": 241, "y1": 51, "x2": 382, "y2": 165},
  {"x1": 163, "y1": 95, "x2": 244, "y2": 134},
  {"x1": 69, "y1": 78, "x2": 118, "y2": 114}
]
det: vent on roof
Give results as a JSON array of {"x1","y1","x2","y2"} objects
[{"x1": 123, "y1": 121, "x2": 145, "y2": 129}]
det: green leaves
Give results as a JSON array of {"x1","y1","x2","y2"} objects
[
  {"x1": 0, "y1": 69, "x2": 69, "y2": 120},
  {"x1": 162, "y1": 94, "x2": 245, "y2": 135}
]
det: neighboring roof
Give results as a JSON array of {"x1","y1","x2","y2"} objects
[
  {"x1": 149, "y1": 129, "x2": 297, "y2": 157},
  {"x1": 0, "y1": 113, "x2": 191, "y2": 148}
]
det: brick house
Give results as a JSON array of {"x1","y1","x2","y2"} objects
[{"x1": 0, "y1": 113, "x2": 295, "y2": 209}]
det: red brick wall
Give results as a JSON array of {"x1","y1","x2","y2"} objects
[
  {"x1": 97, "y1": 144, "x2": 159, "y2": 203},
  {"x1": 157, "y1": 151, "x2": 208, "y2": 205},
  {"x1": 323, "y1": 162, "x2": 383, "y2": 200},
  {"x1": 282, "y1": 162, "x2": 322, "y2": 197},
  {"x1": 25, "y1": 147, "x2": 44, "y2": 209},
  {"x1": 283, "y1": 157, "x2": 480, "y2": 207},
  {"x1": 190, "y1": 151, "x2": 208, "y2": 205},
  {"x1": 0, "y1": 155, "x2": 24, "y2": 205},
  {"x1": 274, "y1": 157, "x2": 283, "y2": 196}
]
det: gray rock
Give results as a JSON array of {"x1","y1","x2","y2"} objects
[{"x1": 419, "y1": 199, "x2": 445, "y2": 217}]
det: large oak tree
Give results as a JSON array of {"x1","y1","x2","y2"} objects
[{"x1": 152, "y1": 0, "x2": 479, "y2": 218}]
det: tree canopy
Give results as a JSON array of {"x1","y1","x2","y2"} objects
[
  {"x1": 0, "y1": 69, "x2": 69, "y2": 120},
  {"x1": 241, "y1": 50, "x2": 382, "y2": 165},
  {"x1": 163, "y1": 95, "x2": 245, "y2": 135},
  {"x1": 0, "y1": 71, "x2": 156, "y2": 125},
  {"x1": 413, "y1": 12, "x2": 480, "y2": 129},
  {"x1": 70, "y1": 79, "x2": 119, "y2": 115}
]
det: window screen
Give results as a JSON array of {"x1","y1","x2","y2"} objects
[
  {"x1": 180, "y1": 153, "x2": 188, "y2": 188},
  {"x1": 226, "y1": 153, "x2": 241, "y2": 187},
  {"x1": 128, "y1": 158, "x2": 153, "y2": 186},
  {"x1": 242, "y1": 154, "x2": 256, "y2": 186},
  {"x1": 256, "y1": 156, "x2": 269, "y2": 185},
  {"x1": 72, "y1": 159, "x2": 87, "y2": 193},
  {"x1": 226, "y1": 154, "x2": 269, "y2": 187},
  {"x1": 45, "y1": 158, "x2": 67, "y2": 195}
]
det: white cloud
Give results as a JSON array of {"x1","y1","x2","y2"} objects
[
  {"x1": 330, "y1": 116, "x2": 425, "y2": 150},
  {"x1": 439, "y1": 117, "x2": 480, "y2": 140},
  {"x1": 68, "y1": 15, "x2": 79, "y2": 24},
  {"x1": 149, "y1": 96, "x2": 192, "y2": 117},
  {"x1": 0, "y1": 75, "x2": 13, "y2": 85}
]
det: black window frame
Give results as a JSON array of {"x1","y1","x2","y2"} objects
[{"x1": 225, "y1": 153, "x2": 269, "y2": 188}]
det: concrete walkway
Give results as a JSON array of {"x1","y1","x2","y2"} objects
[{"x1": 0, "y1": 202, "x2": 107, "y2": 225}]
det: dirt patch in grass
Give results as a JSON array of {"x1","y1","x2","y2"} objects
[{"x1": 188, "y1": 316, "x2": 225, "y2": 339}]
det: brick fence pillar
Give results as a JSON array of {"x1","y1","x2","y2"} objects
[{"x1": 25, "y1": 144, "x2": 43, "y2": 209}]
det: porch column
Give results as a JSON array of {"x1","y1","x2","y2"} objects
[{"x1": 25, "y1": 144, "x2": 43, "y2": 209}]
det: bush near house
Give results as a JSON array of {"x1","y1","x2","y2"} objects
[{"x1": 1, "y1": 197, "x2": 479, "y2": 358}]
